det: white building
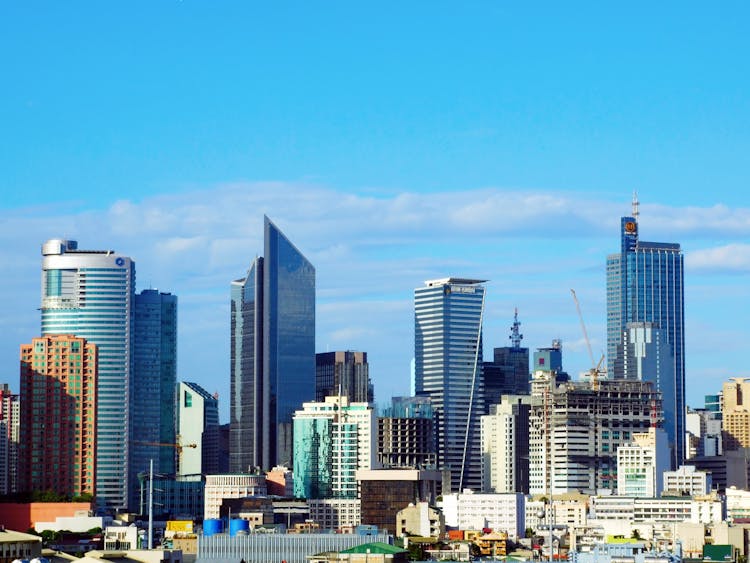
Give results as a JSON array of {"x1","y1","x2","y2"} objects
[
  {"x1": 203, "y1": 473, "x2": 267, "y2": 519},
  {"x1": 41, "y1": 238, "x2": 134, "y2": 510},
  {"x1": 617, "y1": 427, "x2": 670, "y2": 497},
  {"x1": 440, "y1": 491, "x2": 524, "y2": 540},
  {"x1": 308, "y1": 498, "x2": 361, "y2": 530},
  {"x1": 178, "y1": 381, "x2": 219, "y2": 476},
  {"x1": 725, "y1": 486, "x2": 750, "y2": 521},
  {"x1": 590, "y1": 495, "x2": 723, "y2": 525},
  {"x1": 525, "y1": 498, "x2": 587, "y2": 531},
  {"x1": 481, "y1": 395, "x2": 530, "y2": 493},
  {"x1": 35, "y1": 511, "x2": 112, "y2": 533},
  {"x1": 663, "y1": 465, "x2": 711, "y2": 496}
]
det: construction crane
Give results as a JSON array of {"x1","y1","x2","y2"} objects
[{"x1": 570, "y1": 289, "x2": 605, "y2": 390}]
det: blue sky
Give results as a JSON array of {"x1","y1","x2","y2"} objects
[{"x1": 1, "y1": 3, "x2": 749, "y2": 420}]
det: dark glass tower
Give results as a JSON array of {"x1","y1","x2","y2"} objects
[
  {"x1": 230, "y1": 216, "x2": 315, "y2": 472},
  {"x1": 315, "y1": 351, "x2": 373, "y2": 404},
  {"x1": 131, "y1": 289, "x2": 177, "y2": 510},
  {"x1": 606, "y1": 199, "x2": 685, "y2": 466}
]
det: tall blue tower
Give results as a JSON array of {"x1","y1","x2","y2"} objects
[
  {"x1": 230, "y1": 216, "x2": 315, "y2": 472},
  {"x1": 606, "y1": 196, "x2": 685, "y2": 466}
]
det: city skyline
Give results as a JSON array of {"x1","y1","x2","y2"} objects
[{"x1": 2, "y1": 4, "x2": 750, "y2": 420}]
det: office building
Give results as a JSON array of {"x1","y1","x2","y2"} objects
[
  {"x1": 663, "y1": 465, "x2": 712, "y2": 496},
  {"x1": 316, "y1": 351, "x2": 373, "y2": 404},
  {"x1": 378, "y1": 396, "x2": 436, "y2": 470},
  {"x1": 481, "y1": 395, "x2": 531, "y2": 494},
  {"x1": 19, "y1": 335, "x2": 97, "y2": 497},
  {"x1": 0, "y1": 384, "x2": 19, "y2": 494},
  {"x1": 722, "y1": 378, "x2": 750, "y2": 451},
  {"x1": 616, "y1": 427, "x2": 670, "y2": 497},
  {"x1": 178, "y1": 381, "x2": 220, "y2": 476},
  {"x1": 130, "y1": 289, "x2": 177, "y2": 509},
  {"x1": 607, "y1": 198, "x2": 685, "y2": 465},
  {"x1": 293, "y1": 396, "x2": 376, "y2": 499},
  {"x1": 440, "y1": 491, "x2": 525, "y2": 540},
  {"x1": 483, "y1": 310, "x2": 530, "y2": 407},
  {"x1": 686, "y1": 408, "x2": 722, "y2": 459},
  {"x1": 203, "y1": 473, "x2": 267, "y2": 519},
  {"x1": 415, "y1": 277, "x2": 485, "y2": 492},
  {"x1": 230, "y1": 216, "x2": 315, "y2": 473},
  {"x1": 530, "y1": 374, "x2": 662, "y2": 496},
  {"x1": 356, "y1": 468, "x2": 443, "y2": 535},
  {"x1": 41, "y1": 238, "x2": 134, "y2": 510}
]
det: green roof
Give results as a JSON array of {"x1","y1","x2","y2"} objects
[
  {"x1": 703, "y1": 545, "x2": 734, "y2": 562},
  {"x1": 341, "y1": 542, "x2": 407, "y2": 555}
]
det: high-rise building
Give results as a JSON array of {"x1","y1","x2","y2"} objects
[
  {"x1": 686, "y1": 408, "x2": 722, "y2": 459},
  {"x1": 19, "y1": 335, "x2": 97, "y2": 497},
  {"x1": 606, "y1": 198, "x2": 685, "y2": 465},
  {"x1": 415, "y1": 277, "x2": 485, "y2": 492},
  {"x1": 0, "y1": 384, "x2": 20, "y2": 494},
  {"x1": 293, "y1": 396, "x2": 375, "y2": 499},
  {"x1": 529, "y1": 374, "x2": 662, "y2": 496},
  {"x1": 378, "y1": 396, "x2": 436, "y2": 469},
  {"x1": 230, "y1": 216, "x2": 316, "y2": 473},
  {"x1": 482, "y1": 310, "x2": 530, "y2": 409},
  {"x1": 315, "y1": 351, "x2": 373, "y2": 404},
  {"x1": 721, "y1": 378, "x2": 750, "y2": 451},
  {"x1": 178, "y1": 381, "x2": 220, "y2": 476},
  {"x1": 480, "y1": 395, "x2": 531, "y2": 494},
  {"x1": 616, "y1": 427, "x2": 670, "y2": 497},
  {"x1": 130, "y1": 289, "x2": 177, "y2": 508},
  {"x1": 41, "y1": 239, "x2": 134, "y2": 510}
]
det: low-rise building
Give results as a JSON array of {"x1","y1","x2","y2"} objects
[
  {"x1": 308, "y1": 498, "x2": 361, "y2": 530},
  {"x1": 589, "y1": 495, "x2": 724, "y2": 525},
  {"x1": 203, "y1": 473, "x2": 267, "y2": 519},
  {"x1": 440, "y1": 491, "x2": 524, "y2": 540},
  {"x1": 0, "y1": 529, "x2": 42, "y2": 562},
  {"x1": 396, "y1": 502, "x2": 444, "y2": 538},
  {"x1": 663, "y1": 465, "x2": 711, "y2": 496}
]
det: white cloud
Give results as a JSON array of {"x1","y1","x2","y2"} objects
[{"x1": 687, "y1": 243, "x2": 750, "y2": 273}]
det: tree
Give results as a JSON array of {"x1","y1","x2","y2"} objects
[{"x1": 631, "y1": 529, "x2": 641, "y2": 540}]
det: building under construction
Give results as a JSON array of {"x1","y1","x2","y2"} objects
[{"x1": 529, "y1": 372, "x2": 662, "y2": 496}]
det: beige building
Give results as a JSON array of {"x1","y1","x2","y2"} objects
[
  {"x1": 396, "y1": 502, "x2": 444, "y2": 538},
  {"x1": 203, "y1": 473, "x2": 267, "y2": 519},
  {"x1": 723, "y1": 378, "x2": 750, "y2": 450}
]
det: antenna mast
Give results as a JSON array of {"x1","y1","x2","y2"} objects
[
  {"x1": 510, "y1": 308, "x2": 523, "y2": 348},
  {"x1": 632, "y1": 191, "x2": 640, "y2": 219}
]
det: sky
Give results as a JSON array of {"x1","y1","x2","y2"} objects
[{"x1": 1, "y1": 2, "x2": 749, "y2": 421}]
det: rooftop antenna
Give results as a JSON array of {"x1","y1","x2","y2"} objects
[
  {"x1": 632, "y1": 191, "x2": 640, "y2": 219},
  {"x1": 509, "y1": 308, "x2": 523, "y2": 348}
]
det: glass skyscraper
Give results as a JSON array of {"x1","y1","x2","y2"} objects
[
  {"x1": 230, "y1": 216, "x2": 315, "y2": 472},
  {"x1": 41, "y1": 239, "x2": 135, "y2": 510},
  {"x1": 414, "y1": 277, "x2": 485, "y2": 492},
  {"x1": 606, "y1": 209, "x2": 685, "y2": 466},
  {"x1": 130, "y1": 289, "x2": 177, "y2": 509}
]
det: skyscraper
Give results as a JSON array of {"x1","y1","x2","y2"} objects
[
  {"x1": 230, "y1": 216, "x2": 315, "y2": 473},
  {"x1": 481, "y1": 395, "x2": 531, "y2": 494},
  {"x1": 315, "y1": 351, "x2": 373, "y2": 404},
  {"x1": 606, "y1": 198, "x2": 685, "y2": 465},
  {"x1": 19, "y1": 335, "x2": 97, "y2": 497},
  {"x1": 130, "y1": 289, "x2": 177, "y2": 509},
  {"x1": 41, "y1": 239, "x2": 134, "y2": 510},
  {"x1": 0, "y1": 384, "x2": 20, "y2": 494},
  {"x1": 415, "y1": 277, "x2": 485, "y2": 492}
]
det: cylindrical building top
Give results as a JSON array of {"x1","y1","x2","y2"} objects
[{"x1": 42, "y1": 239, "x2": 77, "y2": 255}]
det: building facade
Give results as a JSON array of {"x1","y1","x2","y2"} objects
[
  {"x1": 203, "y1": 473, "x2": 267, "y2": 519},
  {"x1": 722, "y1": 378, "x2": 750, "y2": 451},
  {"x1": 616, "y1": 427, "x2": 670, "y2": 497},
  {"x1": 440, "y1": 491, "x2": 525, "y2": 540},
  {"x1": 230, "y1": 216, "x2": 315, "y2": 473},
  {"x1": 663, "y1": 465, "x2": 712, "y2": 496},
  {"x1": 293, "y1": 396, "x2": 375, "y2": 499},
  {"x1": 606, "y1": 202, "x2": 685, "y2": 466},
  {"x1": 19, "y1": 335, "x2": 97, "y2": 497},
  {"x1": 130, "y1": 289, "x2": 177, "y2": 509},
  {"x1": 530, "y1": 375, "x2": 662, "y2": 496},
  {"x1": 0, "y1": 384, "x2": 19, "y2": 494},
  {"x1": 415, "y1": 277, "x2": 486, "y2": 492},
  {"x1": 481, "y1": 395, "x2": 531, "y2": 494},
  {"x1": 41, "y1": 238, "x2": 134, "y2": 510},
  {"x1": 178, "y1": 381, "x2": 220, "y2": 476}
]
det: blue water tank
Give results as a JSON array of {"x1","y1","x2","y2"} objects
[
  {"x1": 229, "y1": 519, "x2": 250, "y2": 537},
  {"x1": 203, "y1": 518, "x2": 223, "y2": 536}
]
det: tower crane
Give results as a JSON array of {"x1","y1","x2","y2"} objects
[{"x1": 570, "y1": 289, "x2": 605, "y2": 390}]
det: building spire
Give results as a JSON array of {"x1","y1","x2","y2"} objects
[{"x1": 632, "y1": 191, "x2": 640, "y2": 220}]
